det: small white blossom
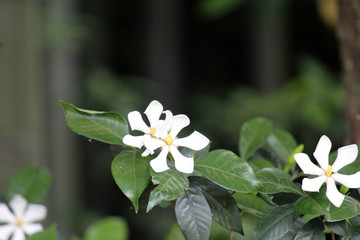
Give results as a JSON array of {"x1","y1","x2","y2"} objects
[
  {"x1": 123, "y1": 100, "x2": 172, "y2": 156},
  {"x1": 144, "y1": 114, "x2": 210, "y2": 174},
  {"x1": 0, "y1": 195, "x2": 47, "y2": 240},
  {"x1": 294, "y1": 135, "x2": 360, "y2": 207}
]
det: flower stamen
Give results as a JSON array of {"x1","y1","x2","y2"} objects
[
  {"x1": 150, "y1": 127, "x2": 156, "y2": 138},
  {"x1": 165, "y1": 135, "x2": 173, "y2": 146},
  {"x1": 325, "y1": 165, "x2": 333, "y2": 177},
  {"x1": 15, "y1": 218, "x2": 23, "y2": 227}
]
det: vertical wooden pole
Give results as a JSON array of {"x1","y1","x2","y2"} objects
[{"x1": 337, "y1": 0, "x2": 360, "y2": 144}]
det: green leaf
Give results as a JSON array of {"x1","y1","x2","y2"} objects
[
  {"x1": 166, "y1": 222, "x2": 186, "y2": 240},
  {"x1": 191, "y1": 177, "x2": 243, "y2": 234},
  {"x1": 8, "y1": 166, "x2": 51, "y2": 202},
  {"x1": 196, "y1": 0, "x2": 247, "y2": 20},
  {"x1": 60, "y1": 101, "x2": 128, "y2": 145},
  {"x1": 325, "y1": 196, "x2": 360, "y2": 222},
  {"x1": 284, "y1": 144, "x2": 304, "y2": 173},
  {"x1": 294, "y1": 218, "x2": 325, "y2": 240},
  {"x1": 239, "y1": 117, "x2": 273, "y2": 159},
  {"x1": 256, "y1": 168, "x2": 302, "y2": 195},
  {"x1": 175, "y1": 184, "x2": 212, "y2": 240},
  {"x1": 253, "y1": 204, "x2": 299, "y2": 240},
  {"x1": 267, "y1": 129, "x2": 297, "y2": 163},
  {"x1": 83, "y1": 217, "x2": 128, "y2": 240},
  {"x1": 147, "y1": 167, "x2": 189, "y2": 212},
  {"x1": 195, "y1": 150, "x2": 259, "y2": 192},
  {"x1": 111, "y1": 151, "x2": 151, "y2": 213},
  {"x1": 27, "y1": 225, "x2": 57, "y2": 240},
  {"x1": 233, "y1": 192, "x2": 271, "y2": 217},
  {"x1": 325, "y1": 221, "x2": 348, "y2": 236},
  {"x1": 248, "y1": 158, "x2": 275, "y2": 173},
  {"x1": 294, "y1": 187, "x2": 329, "y2": 217}
]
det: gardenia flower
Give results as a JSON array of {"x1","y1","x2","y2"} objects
[
  {"x1": 0, "y1": 194, "x2": 47, "y2": 240},
  {"x1": 294, "y1": 135, "x2": 360, "y2": 207},
  {"x1": 144, "y1": 114, "x2": 210, "y2": 174},
  {"x1": 123, "y1": 100, "x2": 172, "y2": 156}
]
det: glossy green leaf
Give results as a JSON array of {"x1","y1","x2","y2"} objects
[
  {"x1": 325, "y1": 221, "x2": 348, "y2": 236},
  {"x1": 147, "y1": 167, "x2": 189, "y2": 212},
  {"x1": 248, "y1": 158, "x2": 275, "y2": 173},
  {"x1": 267, "y1": 129, "x2": 297, "y2": 163},
  {"x1": 294, "y1": 187, "x2": 329, "y2": 217},
  {"x1": 8, "y1": 166, "x2": 51, "y2": 202},
  {"x1": 256, "y1": 168, "x2": 302, "y2": 195},
  {"x1": 239, "y1": 117, "x2": 273, "y2": 159},
  {"x1": 253, "y1": 204, "x2": 299, "y2": 240},
  {"x1": 191, "y1": 177, "x2": 243, "y2": 234},
  {"x1": 325, "y1": 196, "x2": 360, "y2": 222},
  {"x1": 111, "y1": 151, "x2": 151, "y2": 213},
  {"x1": 175, "y1": 184, "x2": 212, "y2": 240},
  {"x1": 27, "y1": 225, "x2": 57, "y2": 240},
  {"x1": 60, "y1": 101, "x2": 128, "y2": 145},
  {"x1": 195, "y1": 150, "x2": 259, "y2": 192},
  {"x1": 294, "y1": 218, "x2": 325, "y2": 240},
  {"x1": 232, "y1": 192, "x2": 271, "y2": 217},
  {"x1": 84, "y1": 217, "x2": 128, "y2": 240}
]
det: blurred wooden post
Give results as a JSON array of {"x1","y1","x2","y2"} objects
[{"x1": 337, "y1": 0, "x2": 360, "y2": 144}]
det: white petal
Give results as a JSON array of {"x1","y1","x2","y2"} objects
[
  {"x1": 10, "y1": 195, "x2": 27, "y2": 218},
  {"x1": 302, "y1": 175, "x2": 326, "y2": 192},
  {"x1": 326, "y1": 177, "x2": 345, "y2": 207},
  {"x1": 0, "y1": 224, "x2": 16, "y2": 239},
  {"x1": 170, "y1": 145, "x2": 194, "y2": 174},
  {"x1": 332, "y1": 144, "x2": 358, "y2": 172},
  {"x1": 332, "y1": 172, "x2": 360, "y2": 188},
  {"x1": 141, "y1": 149, "x2": 151, "y2": 157},
  {"x1": 150, "y1": 148, "x2": 169, "y2": 172},
  {"x1": 144, "y1": 137, "x2": 164, "y2": 154},
  {"x1": 11, "y1": 228, "x2": 25, "y2": 240},
  {"x1": 123, "y1": 135, "x2": 144, "y2": 149},
  {"x1": 294, "y1": 153, "x2": 324, "y2": 175},
  {"x1": 23, "y1": 204, "x2": 47, "y2": 223},
  {"x1": 0, "y1": 203, "x2": 16, "y2": 222},
  {"x1": 169, "y1": 114, "x2": 190, "y2": 138},
  {"x1": 154, "y1": 110, "x2": 173, "y2": 138},
  {"x1": 128, "y1": 111, "x2": 149, "y2": 133},
  {"x1": 23, "y1": 223, "x2": 43, "y2": 235},
  {"x1": 173, "y1": 131, "x2": 210, "y2": 151},
  {"x1": 313, "y1": 135, "x2": 332, "y2": 170},
  {"x1": 144, "y1": 100, "x2": 163, "y2": 128}
]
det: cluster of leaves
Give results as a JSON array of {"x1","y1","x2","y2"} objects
[
  {"x1": 61, "y1": 101, "x2": 360, "y2": 240},
  {"x1": 0, "y1": 166, "x2": 128, "y2": 240}
]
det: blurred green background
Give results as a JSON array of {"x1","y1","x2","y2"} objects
[{"x1": 0, "y1": 0, "x2": 345, "y2": 239}]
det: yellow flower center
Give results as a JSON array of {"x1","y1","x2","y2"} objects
[
  {"x1": 325, "y1": 165, "x2": 333, "y2": 177},
  {"x1": 15, "y1": 218, "x2": 23, "y2": 227},
  {"x1": 150, "y1": 127, "x2": 156, "y2": 138},
  {"x1": 165, "y1": 135, "x2": 173, "y2": 146}
]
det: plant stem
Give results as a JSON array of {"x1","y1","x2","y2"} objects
[
  {"x1": 331, "y1": 231, "x2": 335, "y2": 240},
  {"x1": 229, "y1": 231, "x2": 233, "y2": 240}
]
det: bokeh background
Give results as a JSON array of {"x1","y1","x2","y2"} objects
[{"x1": 0, "y1": 0, "x2": 346, "y2": 239}]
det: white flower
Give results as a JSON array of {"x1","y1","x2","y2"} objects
[
  {"x1": 123, "y1": 100, "x2": 172, "y2": 156},
  {"x1": 294, "y1": 135, "x2": 360, "y2": 207},
  {"x1": 144, "y1": 114, "x2": 210, "y2": 174},
  {"x1": 0, "y1": 195, "x2": 47, "y2": 240}
]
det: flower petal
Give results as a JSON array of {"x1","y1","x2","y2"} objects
[
  {"x1": 9, "y1": 195, "x2": 27, "y2": 218},
  {"x1": 332, "y1": 144, "x2": 358, "y2": 172},
  {"x1": 23, "y1": 204, "x2": 47, "y2": 223},
  {"x1": 154, "y1": 110, "x2": 173, "y2": 138},
  {"x1": 150, "y1": 148, "x2": 169, "y2": 173},
  {"x1": 294, "y1": 153, "x2": 324, "y2": 175},
  {"x1": 144, "y1": 137, "x2": 164, "y2": 154},
  {"x1": 128, "y1": 111, "x2": 149, "y2": 133},
  {"x1": 169, "y1": 114, "x2": 190, "y2": 138},
  {"x1": 23, "y1": 223, "x2": 43, "y2": 235},
  {"x1": 141, "y1": 149, "x2": 151, "y2": 157},
  {"x1": 170, "y1": 146, "x2": 194, "y2": 174},
  {"x1": 0, "y1": 224, "x2": 16, "y2": 239},
  {"x1": 173, "y1": 131, "x2": 210, "y2": 151},
  {"x1": 326, "y1": 177, "x2": 345, "y2": 207},
  {"x1": 0, "y1": 203, "x2": 16, "y2": 222},
  {"x1": 332, "y1": 172, "x2": 360, "y2": 188},
  {"x1": 302, "y1": 175, "x2": 326, "y2": 192},
  {"x1": 11, "y1": 228, "x2": 25, "y2": 240},
  {"x1": 144, "y1": 100, "x2": 163, "y2": 128},
  {"x1": 123, "y1": 135, "x2": 144, "y2": 149},
  {"x1": 313, "y1": 135, "x2": 331, "y2": 170}
]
